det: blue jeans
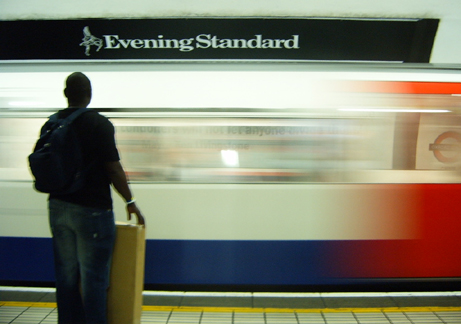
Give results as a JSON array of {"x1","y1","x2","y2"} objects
[{"x1": 49, "y1": 199, "x2": 116, "y2": 324}]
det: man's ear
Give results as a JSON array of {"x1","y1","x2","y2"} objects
[{"x1": 64, "y1": 88, "x2": 69, "y2": 99}]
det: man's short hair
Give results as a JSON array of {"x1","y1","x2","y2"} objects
[{"x1": 65, "y1": 72, "x2": 91, "y2": 102}]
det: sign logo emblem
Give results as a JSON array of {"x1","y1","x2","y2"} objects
[
  {"x1": 79, "y1": 26, "x2": 103, "y2": 56},
  {"x1": 429, "y1": 131, "x2": 461, "y2": 163}
]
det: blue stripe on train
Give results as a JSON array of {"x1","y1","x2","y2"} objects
[
  {"x1": 146, "y1": 240, "x2": 334, "y2": 285},
  {"x1": 0, "y1": 237, "x2": 55, "y2": 282},
  {"x1": 0, "y1": 237, "x2": 335, "y2": 285}
]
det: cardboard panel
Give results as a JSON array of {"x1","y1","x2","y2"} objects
[{"x1": 108, "y1": 222, "x2": 146, "y2": 324}]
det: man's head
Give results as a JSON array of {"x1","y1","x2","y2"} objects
[{"x1": 64, "y1": 72, "x2": 92, "y2": 107}]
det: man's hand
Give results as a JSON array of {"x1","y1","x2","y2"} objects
[{"x1": 127, "y1": 203, "x2": 145, "y2": 226}]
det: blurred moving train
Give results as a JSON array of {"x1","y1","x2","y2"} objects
[{"x1": 1, "y1": 63, "x2": 461, "y2": 291}]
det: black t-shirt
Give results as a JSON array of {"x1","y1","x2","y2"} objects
[{"x1": 46, "y1": 108, "x2": 120, "y2": 209}]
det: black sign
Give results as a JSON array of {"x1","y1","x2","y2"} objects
[{"x1": 0, "y1": 18, "x2": 439, "y2": 62}]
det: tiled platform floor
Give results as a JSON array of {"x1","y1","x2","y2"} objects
[{"x1": 1, "y1": 288, "x2": 461, "y2": 324}]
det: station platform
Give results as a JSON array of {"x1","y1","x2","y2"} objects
[{"x1": 1, "y1": 287, "x2": 461, "y2": 323}]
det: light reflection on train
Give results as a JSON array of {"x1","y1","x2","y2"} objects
[{"x1": 1, "y1": 74, "x2": 461, "y2": 289}]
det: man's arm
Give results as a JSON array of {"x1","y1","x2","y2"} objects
[{"x1": 105, "y1": 161, "x2": 145, "y2": 226}]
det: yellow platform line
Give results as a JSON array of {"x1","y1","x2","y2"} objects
[
  {"x1": 2, "y1": 301, "x2": 461, "y2": 314},
  {"x1": 1, "y1": 301, "x2": 57, "y2": 308}
]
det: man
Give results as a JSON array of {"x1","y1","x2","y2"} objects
[{"x1": 44, "y1": 72, "x2": 144, "y2": 324}]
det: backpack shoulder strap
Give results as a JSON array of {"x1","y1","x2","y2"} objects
[
  {"x1": 40, "y1": 108, "x2": 90, "y2": 136},
  {"x1": 39, "y1": 113, "x2": 60, "y2": 136},
  {"x1": 63, "y1": 107, "x2": 91, "y2": 124}
]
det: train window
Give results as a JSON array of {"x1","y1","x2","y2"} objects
[{"x1": 111, "y1": 116, "x2": 394, "y2": 183}]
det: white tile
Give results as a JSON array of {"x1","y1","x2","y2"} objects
[
  {"x1": 201, "y1": 318, "x2": 233, "y2": 323},
  {"x1": 167, "y1": 311, "x2": 201, "y2": 324},
  {"x1": 141, "y1": 312, "x2": 171, "y2": 323},
  {"x1": 201, "y1": 312, "x2": 233, "y2": 322},
  {"x1": 11, "y1": 319, "x2": 44, "y2": 323},
  {"x1": 437, "y1": 311, "x2": 461, "y2": 320},
  {"x1": 142, "y1": 311, "x2": 171, "y2": 318},
  {"x1": 296, "y1": 312, "x2": 324, "y2": 320},
  {"x1": 297, "y1": 317, "x2": 327, "y2": 324},
  {"x1": 323, "y1": 312, "x2": 358, "y2": 323},
  {"x1": 0, "y1": 306, "x2": 28, "y2": 312},
  {"x1": 405, "y1": 312, "x2": 442, "y2": 323},
  {"x1": 266, "y1": 312, "x2": 298, "y2": 324},
  {"x1": 234, "y1": 312, "x2": 265, "y2": 324}
]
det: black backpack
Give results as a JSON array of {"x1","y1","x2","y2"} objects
[{"x1": 29, "y1": 108, "x2": 90, "y2": 194}]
